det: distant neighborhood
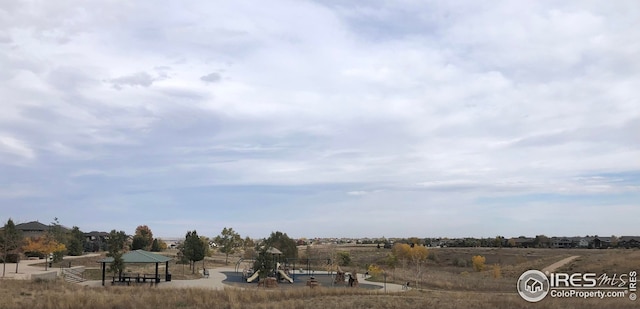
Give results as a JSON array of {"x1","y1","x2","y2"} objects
[
  {"x1": 306, "y1": 235, "x2": 640, "y2": 249},
  {"x1": 4, "y1": 220, "x2": 639, "y2": 254}
]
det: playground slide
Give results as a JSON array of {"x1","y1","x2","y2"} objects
[
  {"x1": 278, "y1": 270, "x2": 293, "y2": 283},
  {"x1": 246, "y1": 271, "x2": 260, "y2": 283}
]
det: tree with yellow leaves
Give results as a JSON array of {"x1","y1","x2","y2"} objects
[
  {"x1": 392, "y1": 243, "x2": 429, "y2": 289},
  {"x1": 23, "y1": 236, "x2": 66, "y2": 262}
]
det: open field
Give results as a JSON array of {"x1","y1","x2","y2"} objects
[{"x1": 0, "y1": 278, "x2": 637, "y2": 309}]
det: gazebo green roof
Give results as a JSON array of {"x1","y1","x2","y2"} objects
[{"x1": 98, "y1": 249, "x2": 172, "y2": 263}]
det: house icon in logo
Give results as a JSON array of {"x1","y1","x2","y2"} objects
[
  {"x1": 525, "y1": 277, "x2": 544, "y2": 293},
  {"x1": 517, "y1": 270, "x2": 550, "y2": 302}
]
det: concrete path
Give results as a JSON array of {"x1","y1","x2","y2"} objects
[
  {"x1": 542, "y1": 255, "x2": 580, "y2": 273},
  {"x1": 80, "y1": 267, "x2": 406, "y2": 292},
  {"x1": 1, "y1": 253, "x2": 101, "y2": 280}
]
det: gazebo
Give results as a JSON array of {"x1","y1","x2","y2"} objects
[{"x1": 98, "y1": 250, "x2": 172, "y2": 286}]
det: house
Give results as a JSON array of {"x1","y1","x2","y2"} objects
[
  {"x1": 592, "y1": 237, "x2": 612, "y2": 249},
  {"x1": 525, "y1": 277, "x2": 544, "y2": 293},
  {"x1": 618, "y1": 236, "x2": 640, "y2": 249},
  {"x1": 551, "y1": 237, "x2": 574, "y2": 248},
  {"x1": 577, "y1": 237, "x2": 593, "y2": 248},
  {"x1": 15, "y1": 221, "x2": 52, "y2": 238},
  {"x1": 84, "y1": 231, "x2": 109, "y2": 252},
  {"x1": 85, "y1": 231, "x2": 109, "y2": 242}
]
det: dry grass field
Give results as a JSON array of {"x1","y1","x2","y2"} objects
[
  {"x1": 1, "y1": 246, "x2": 637, "y2": 308},
  {"x1": 0, "y1": 278, "x2": 637, "y2": 309}
]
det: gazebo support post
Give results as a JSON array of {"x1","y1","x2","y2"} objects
[
  {"x1": 155, "y1": 263, "x2": 159, "y2": 284},
  {"x1": 101, "y1": 262, "x2": 106, "y2": 286}
]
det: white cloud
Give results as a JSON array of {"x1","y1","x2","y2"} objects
[
  {"x1": 1, "y1": 0, "x2": 639, "y2": 237},
  {"x1": 0, "y1": 135, "x2": 35, "y2": 161}
]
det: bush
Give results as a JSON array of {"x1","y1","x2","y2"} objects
[
  {"x1": 0, "y1": 253, "x2": 20, "y2": 263},
  {"x1": 492, "y1": 264, "x2": 502, "y2": 279},
  {"x1": 25, "y1": 251, "x2": 45, "y2": 259},
  {"x1": 428, "y1": 251, "x2": 440, "y2": 263},
  {"x1": 367, "y1": 264, "x2": 383, "y2": 277},
  {"x1": 453, "y1": 257, "x2": 469, "y2": 267},
  {"x1": 472, "y1": 255, "x2": 486, "y2": 272},
  {"x1": 337, "y1": 252, "x2": 351, "y2": 266}
]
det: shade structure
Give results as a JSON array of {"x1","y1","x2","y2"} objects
[{"x1": 98, "y1": 250, "x2": 172, "y2": 286}]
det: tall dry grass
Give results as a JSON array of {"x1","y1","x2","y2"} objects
[{"x1": 1, "y1": 278, "x2": 636, "y2": 309}]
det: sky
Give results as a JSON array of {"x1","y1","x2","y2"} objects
[{"x1": 1, "y1": 1, "x2": 639, "y2": 239}]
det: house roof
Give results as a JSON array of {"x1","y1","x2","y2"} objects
[
  {"x1": 15, "y1": 221, "x2": 50, "y2": 231},
  {"x1": 594, "y1": 237, "x2": 613, "y2": 242},
  {"x1": 619, "y1": 236, "x2": 640, "y2": 242},
  {"x1": 98, "y1": 250, "x2": 172, "y2": 264},
  {"x1": 265, "y1": 247, "x2": 283, "y2": 255},
  {"x1": 85, "y1": 231, "x2": 109, "y2": 237}
]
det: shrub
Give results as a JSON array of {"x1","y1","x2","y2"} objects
[
  {"x1": 428, "y1": 251, "x2": 440, "y2": 263},
  {"x1": 337, "y1": 251, "x2": 351, "y2": 266},
  {"x1": 472, "y1": 255, "x2": 486, "y2": 272},
  {"x1": 367, "y1": 264, "x2": 383, "y2": 277},
  {"x1": 0, "y1": 253, "x2": 20, "y2": 263},
  {"x1": 453, "y1": 257, "x2": 469, "y2": 267},
  {"x1": 492, "y1": 264, "x2": 501, "y2": 278}
]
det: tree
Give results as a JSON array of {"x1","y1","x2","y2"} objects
[
  {"x1": 392, "y1": 243, "x2": 429, "y2": 288},
  {"x1": 131, "y1": 225, "x2": 153, "y2": 250},
  {"x1": 254, "y1": 245, "x2": 275, "y2": 279},
  {"x1": 150, "y1": 238, "x2": 167, "y2": 252},
  {"x1": 181, "y1": 230, "x2": 206, "y2": 274},
  {"x1": 214, "y1": 227, "x2": 242, "y2": 265},
  {"x1": 261, "y1": 231, "x2": 298, "y2": 259},
  {"x1": 242, "y1": 236, "x2": 255, "y2": 259},
  {"x1": 106, "y1": 230, "x2": 127, "y2": 278},
  {"x1": 48, "y1": 218, "x2": 69, "y2": 261},
  {"x1": 0, "y1": 219, "x2": 24, "y2": 277},
  {"x1": 534, "y1": 235, "x2": 550, "y2": 248},
  {"x1": 337, "y1": 251, "x2": 351, "y2": 266},
  {"x1": 23, "y1": 235, "x2": 66, "y2": 269},
  {"x1": 200, "y1": 235, "x2": 212, "y2": 268},
  {"x1": 67, "y1": 226, "x2": 85, "y2": 256}
]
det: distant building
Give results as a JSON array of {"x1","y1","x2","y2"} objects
[
  {"x1": 577, "y1": 237, "x2": 593, "y2": 248},
  {"x1": 550, "y1": 237, "x2": 574, "y2": 248},
  {"x1": 592, "y1": 237, "x2": 612, "y2": 249},
  {"x1": 15, "y1": 221, "x2": 53, "y2": 238},
  {"x1": 85, "y1": 231, "x2": 109, "y2": 252},
  {"x1": 618, "y1": 236, "x2": 640, "y2": 249}
]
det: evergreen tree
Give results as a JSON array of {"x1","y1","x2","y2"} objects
[
  {"x1": 67, "y1": 226, "x2": 85, "y2": 256},
  {"x1": 0, "y1": 219, "x2": 23, "y2": 277}
]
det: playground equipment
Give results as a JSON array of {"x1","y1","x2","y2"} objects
[
  {"x1": 334, "y1": 266, "x2": 358, "y2": 287},
  {"x1": 246, "y1": 270, "x2": 260, "y2": 283},
  {"x1": 276, "y1": 263, "x2": 293, "y2": 283},
  {"x1": 334, "y1": 266, "x2": 345, "y2": 284}
]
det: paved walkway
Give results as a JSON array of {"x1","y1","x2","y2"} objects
[
  {"x1": 542, "y1": 255, "x2": 580, "y2": 273},
  {"x1": 1, "y1": 253, "x2": 101, "y2": 280},
  {"x1": 4, "y1": 255, "x2": 405, "y2": 292},
  {"x1": 80, "y1": 267, "x2": 406, "y2": 292}
]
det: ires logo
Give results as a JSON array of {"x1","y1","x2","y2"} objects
[
  {"x1": 549, "y1": 272, "x2": 597, "y2": 287},
  {"x1": 518, "y1": 270, "x2": 637, "y2": 302}
]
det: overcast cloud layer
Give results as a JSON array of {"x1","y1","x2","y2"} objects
[{"x1": 1, "y1": 1, "x2": 639, "y2": 239}]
